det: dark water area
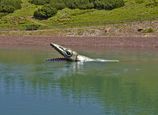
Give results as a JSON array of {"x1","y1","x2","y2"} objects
[{"x1": 0, "y1": 48, "x2": 158, "y2": 115}]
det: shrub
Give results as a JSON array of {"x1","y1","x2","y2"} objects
[
  {"x1": 50, "y1": 0, "x2": 66, "y2": 10},
  {"x1": 146, "y1": 0, "x2": 158, "y2": 7},
  {"x1": 0, "y1": 5, "x2": 15, "y2": 13},
  {"x1": 94, "y1": 0, "x2": 124, "y2": 10},
  {"x1": 63, "y1": 0, "x2": 94, "y2": 9},
  {"x1": 63, "y1": 0, "x2": 124, "y2": 10},
  {"x1": 63, "y1": 0, "x2": 77, "y2": 9},
  {"x1": 33, "y1": 0, "x2": 125, "y2": 19},
  {"x1": 135, "y1": 0, "x2": 144, "y2": 4},
  {"x1": 151, "y1": 0, "x2": 157, "y2": 4},
  {"x1": 0, "y1": 0, "x2": 21, "y2": 9},
  {"x1": 74, "y1": 0, "x2": 94, "y2": 9},
  {"x1": 30, "y1": 0, "x2": 50, "y2": 5},
  {"x1": 34, "y1": 4, "x2": 57, "y2": 19},
  {"x1": 32, "y1": 0, "x2": 124, "y2": 10},
  {"x1": 0, "y1": 0, "x2": 21, "y2": 13}
]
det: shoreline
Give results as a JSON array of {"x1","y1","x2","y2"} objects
[
  {"x1": 0, "y1": 36, "x2": 158, "y2": 51},
  {"x1": 0, "y1": 20, "x2": 158, "y2": 37}
]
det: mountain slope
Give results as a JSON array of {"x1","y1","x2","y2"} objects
[{"x1": 0, "y1": 0, "x2": 158, "y2": 30}]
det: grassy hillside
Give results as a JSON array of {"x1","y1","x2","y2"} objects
[{"x1": 0, "y1": 0, "x2": 158, "y2": 30}]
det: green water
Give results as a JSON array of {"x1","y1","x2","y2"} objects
[{"x1": 0, "y1": 48, "x2": 158, "y2": 115}]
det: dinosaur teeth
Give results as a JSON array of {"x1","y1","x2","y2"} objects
[{"x1": 47, "y1": 57, "x2": 67, "y2": 62}]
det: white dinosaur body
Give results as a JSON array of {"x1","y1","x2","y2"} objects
[{"x1": 50, "y1": 43, "x2": 119, "y2": 63}]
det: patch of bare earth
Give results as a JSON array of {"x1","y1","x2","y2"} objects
[{"x1": 0, "y1": 36, "x2": 158, "y2": 51}]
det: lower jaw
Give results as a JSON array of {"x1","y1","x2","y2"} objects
[{"x1": 47, "y1": 57, "x2": 68, "y2": 62}]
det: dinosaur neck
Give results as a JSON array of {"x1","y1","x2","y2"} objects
[{"x1": 77, "y1": 55, "x2": 94, "y2": 62}]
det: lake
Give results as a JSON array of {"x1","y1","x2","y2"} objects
[{"x1": 0, "y1": 48, "x2": 158, "y2": 115}]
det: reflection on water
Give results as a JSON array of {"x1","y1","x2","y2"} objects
[{"x1": 0, "y1": 48, "x2": 158, "y2": 115}]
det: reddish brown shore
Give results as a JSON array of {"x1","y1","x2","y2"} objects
[{"x1": 0, "y1": 36, "x2": 158, "y2": 51}]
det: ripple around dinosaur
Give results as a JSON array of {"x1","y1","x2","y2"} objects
[{"x1": 48, "y1": 43, "x2": 119, "y2": 62}]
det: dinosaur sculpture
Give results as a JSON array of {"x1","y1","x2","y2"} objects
[{"x1": 49, "y1": 43, "x2": 119, "y2": 62}]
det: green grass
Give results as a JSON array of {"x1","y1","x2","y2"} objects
[{"x1": 0, "y1": 0, "x2": 158, "y2": 30}]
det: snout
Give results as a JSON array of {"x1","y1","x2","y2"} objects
[
  {"x1": 50, "y1": 43, "x2": 58, "y2": 48},
  {"x1": 50, "y1": 43, "x2": 67, "y2": 57},
  {"x1": 50, "y1": 43, "x2": 62, "y2": 51}
]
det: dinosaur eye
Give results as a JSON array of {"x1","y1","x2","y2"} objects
[{"x1": 66, "y1": 50, "x2": 72, "y2": 56}]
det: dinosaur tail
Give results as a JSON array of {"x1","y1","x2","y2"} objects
[{"x1": 95, "y1": 59, "x2": 119, "y2": 62}]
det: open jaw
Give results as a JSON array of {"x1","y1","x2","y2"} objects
[
  {"x1": 50, "y1": 43, "x2": 78, "y2": 61},
  {"x1": 49, "y1": 43, "x2": 119, "y2": 62}
]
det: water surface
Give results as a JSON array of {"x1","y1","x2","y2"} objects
[{"x1": 0, "y1": 48, "x2": 158, "y2": 115}]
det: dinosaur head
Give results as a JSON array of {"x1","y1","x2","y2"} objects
[{"x1": 50, "y1": 43, "x2": 78, "y2": 61}]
